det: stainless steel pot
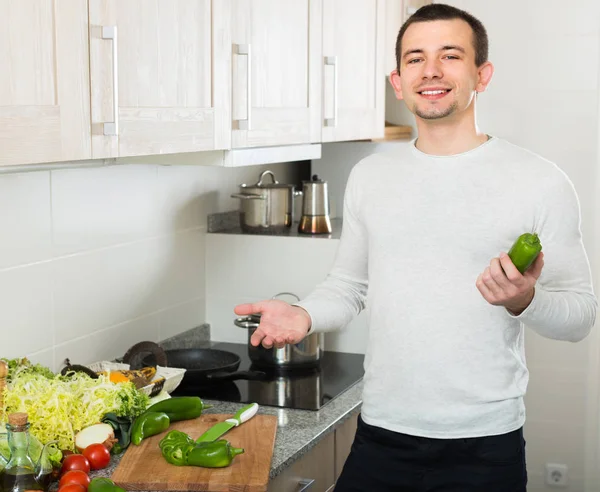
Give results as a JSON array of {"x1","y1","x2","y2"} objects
[
  {"x1": 234, "y1": 292, "x2": 323, "y2": 368},
  {"x1": 231, "y1": 170, "x2": 302, "y2": 234}
]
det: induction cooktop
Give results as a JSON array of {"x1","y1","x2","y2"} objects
[{"x1": 170, "y1": 342, "x2": 365, "y2": 411}]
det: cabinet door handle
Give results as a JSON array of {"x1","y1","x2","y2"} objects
[
  {"x1": 101, "y1": 26, "x2": 119, "y2": 136},
  {"x1": 234, "y1": 43, "x2": 252, "y2": 130},
  {"x1": 297, "y1": 478, "x2": 315, "y2": 491},
  {"x1": 324, "y1": 56, "x2": 338, "y2": 127}
]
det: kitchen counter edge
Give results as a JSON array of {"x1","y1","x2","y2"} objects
[{"x1": 97, "y1": 380, "x2": 363, "y2": 486}]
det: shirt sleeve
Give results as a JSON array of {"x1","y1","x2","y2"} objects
[
  {"x1": 508, "y1": 172, "x2": 597, "y2": 341},
  {"x1": 294, "y1": 164, "x2": 369, "y2": 333}
]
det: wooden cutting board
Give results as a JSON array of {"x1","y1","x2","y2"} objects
[{"x1": 111, "y1": 413, "x2": 278, "y2": 492}]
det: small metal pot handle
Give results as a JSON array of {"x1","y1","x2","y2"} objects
[
  {"x1": 230, "y1": 193, "x2": 265, "y2": 200},
  {"x1": 257, "y1": 170, "x2": 278, "y2": 185}
]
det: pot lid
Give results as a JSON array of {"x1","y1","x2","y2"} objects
[{"x1": 240, "y1": 170, "x2": 294, "y2": 189}]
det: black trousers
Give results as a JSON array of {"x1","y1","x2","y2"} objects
[{"x1": 335, "y1": 414, "x2": 527, "y2": 492}]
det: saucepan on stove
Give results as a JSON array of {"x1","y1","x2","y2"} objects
[{"x1": 234, "y1": 292, "x2": 324, "y2": 369}]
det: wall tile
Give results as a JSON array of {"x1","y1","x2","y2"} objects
[
  {"x1": 51, "y1": 165, "x2": 159, "y2": 256},
  {"x1": 156, "y1": 165, "x2": 206, "y2": 233},
  {"x1": 0, "y1": 263, "x2": 53, "y2": 357},
  {"x1": 52, "y1": 239, "x2": 164, "y2": 344},
  {"x1": 154, "y1": 229, "x2": 205, "y2": 308},
  {"x1": 88, "y1": 315, "x2": 161, "y2": 364},
  {"x1": 25, "y1": 348, "x2": 55, "y2": 372},
  {"x1": 158, "y1": 298, "x2": 205, "y2": 341},
  {"x1": 0, "y1": 172, "x2": 52, "y2": 269}
]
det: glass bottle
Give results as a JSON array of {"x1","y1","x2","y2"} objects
[{"x1": 0, "y1": 413, "x2": 50, "y2": 492}]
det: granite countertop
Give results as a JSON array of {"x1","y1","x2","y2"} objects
[{"x1": 92, "y1": 380, "x2": 363, "y2": 486}]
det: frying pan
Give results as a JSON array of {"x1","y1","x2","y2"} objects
[{"x1": 143, "y1": 348, "x2": 267, "y2": 383}]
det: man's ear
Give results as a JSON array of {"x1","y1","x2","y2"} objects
[
  {"x1": 475, "y1": 61, "x2": 494, "y2": 93},
  {"x1": 389, "y1": 69, "x2": 404, "y2": 100}
]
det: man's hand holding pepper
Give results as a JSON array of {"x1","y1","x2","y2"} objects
[
  {"x1": 476, "y1": 251, "x2": 544, "y2": 315},
  {"x1": 234, "y1": 300, "x2": 312, "y2": 349}
]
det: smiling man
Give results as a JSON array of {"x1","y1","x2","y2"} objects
[{"x1": 234, "y1": 4, "x2": 597, "y2": 491}]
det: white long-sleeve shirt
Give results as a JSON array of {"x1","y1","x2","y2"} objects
[{"x1": 296, "y1": 137, "x2": 597, "y2": 438}]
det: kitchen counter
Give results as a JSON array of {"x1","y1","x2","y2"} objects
[{"x1": 93, "y1": 380, "x2": 363, "y2": 486}]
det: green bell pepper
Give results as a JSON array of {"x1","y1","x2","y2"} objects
[
  {"x1": 508, "y1": 232, "x2": 543, "y2": 274},
  {"x1": 186, "y1": 439, "x2": 244, "y2": 468},
  {"x1": 88, "y1": 477, "x2": 126, "y2": 492},
  {"x1": 146, "y1": 396, "x2": 211, "y2": 422},
  {"x1": 131, "y1": 411, "x2": 170, "y2": 445}
]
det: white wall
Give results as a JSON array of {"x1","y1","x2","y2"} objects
[
  {"x1": 442, "y1": 3, "x2": 600, "y2": 490},
  {"x1": 315, "y1": 1, "x2": 600, "y2": 490},
  {"x1": 0, "y1": 159, "x2": 298, "y2": 372}
]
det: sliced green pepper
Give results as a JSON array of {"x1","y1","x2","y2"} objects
[
  {"x1": 508, "y1": 232, "x2": 543, "y2": 274},
  {"x1": 186, "y1": 439, "x2": 244, "y2": 468},
  {"x1": 146, "y1": 396, "x2": 211, "y2": 422},
  {"x1": 159, "y1": 430, "x2": 195, "y2": 466},
  {"x1": 131, "y1": 411, "x2": 170, "y2": 445}
]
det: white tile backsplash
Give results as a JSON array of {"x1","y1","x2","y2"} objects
[
  {"x1": 158, "y1": 298, "x2": 205, "y2": 341},
  {"x1": 0, "y1": 172, "x2": 52, "y2": 269},
  {"x1": 154, "y1": 229, "x2": 205, "y2": 308},
  {"x1": 0, "y1": 263, "x2": 53, "y2": 357},
  {"x1": 0, "y1": 159, "x2": 298, "y2": 371},
  {"x1": 51, "y1": 165, "x2": 160, "y2": 256},
  {"x1": 52, "y1": 238, "x2": 164, "y2": 344}
]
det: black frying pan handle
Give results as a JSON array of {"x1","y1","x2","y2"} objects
[{"x1": 205, "y1": 370, "x2": 267, "y2": 382}]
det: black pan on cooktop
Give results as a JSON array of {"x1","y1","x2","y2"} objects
[{"x1": 170, "y1": 342, "x2": 365, "y2": 411}]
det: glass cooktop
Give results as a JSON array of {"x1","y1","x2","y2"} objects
[{"x1": 170, "y1": 342, "x2": 365, "y2": 411}]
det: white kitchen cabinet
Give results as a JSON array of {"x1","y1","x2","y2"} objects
[
  {"x1": 88, "y1": 0, "x2": 231, "y2": 159},
  {"x1": 0, "y1": 0, "x2": 92, "y2": 167},
  {"x1": 231, "y1": 0, "x2": 322, "y2": 149},
  {"x1": 321, "y1": 0, "x2": 385, "y2": 143}
]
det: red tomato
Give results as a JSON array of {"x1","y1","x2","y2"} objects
[
  {"x1": 58, "y1": 485, "x2": 87, "y2": 492},
  {"x1": 61, "y1": 454, "x2": 91, "y2": 475},
  {"x1": 83, "y1": 443, "x2": 111, "y2": 470},
  {"x1": 59, "y1": 470, "x2": 91, "y2": 490}
]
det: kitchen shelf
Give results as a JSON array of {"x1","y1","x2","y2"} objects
[{"x1": 371, "y1": 122, "x2": 413, "y2": 142}]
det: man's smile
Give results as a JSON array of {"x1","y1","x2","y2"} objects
[{"x1": 417, "y1": 88, "x2": 452, "y2": 100}]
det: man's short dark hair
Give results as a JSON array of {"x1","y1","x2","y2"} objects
[{"x1": 395, "y1": 3, "x2": 489, "y2": 72}]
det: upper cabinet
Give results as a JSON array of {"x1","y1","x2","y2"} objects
[
  {"x1": 230, "y1": 0, "x2": 322, "y2": 149},
  {"x1": 88, "y1": 0, "x2": 231, "y2": 159},
  {"x1": 0, "y1": 0, "x2": 91, "y2": 167},
  {"x1": 0, "y1": 0, "x2": 389, "y2": 168},
  {"x1": 321, "y1": 0, "x2": 385, "y2": 143}
]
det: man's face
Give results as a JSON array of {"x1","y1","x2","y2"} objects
[{"x1": 390, "y1": 19, "x2": 493, "y2": 121}]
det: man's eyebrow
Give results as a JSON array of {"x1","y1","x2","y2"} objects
[{"x1": 402, "y1": 45, "x2": 466, "y2": 59}]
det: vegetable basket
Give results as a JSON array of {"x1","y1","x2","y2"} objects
[{"x1": 87, "y1": 361, "x2": 186, "y2": 397}]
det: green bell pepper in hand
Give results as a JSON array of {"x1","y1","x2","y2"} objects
[
  {"x1": 159, "y1": 430, "x2": 244, "y2": 468},
  {"x1": 508, "y1": 232, "x2": 543, "y2": 274},
  {"x1": 131, "y1": 411, "x2": 170, "y2": 445},
  {"x1": 146, "y1": 396, "x2": 212, "y2": 422}
]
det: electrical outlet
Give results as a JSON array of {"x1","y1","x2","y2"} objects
[{"x1": 545, "y1": 463, "x2": 568, "y2": 487}]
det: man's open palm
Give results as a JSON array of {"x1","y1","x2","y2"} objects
[{"x1": 234, "y1": 300, "x2": 312, "y2": 349}]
